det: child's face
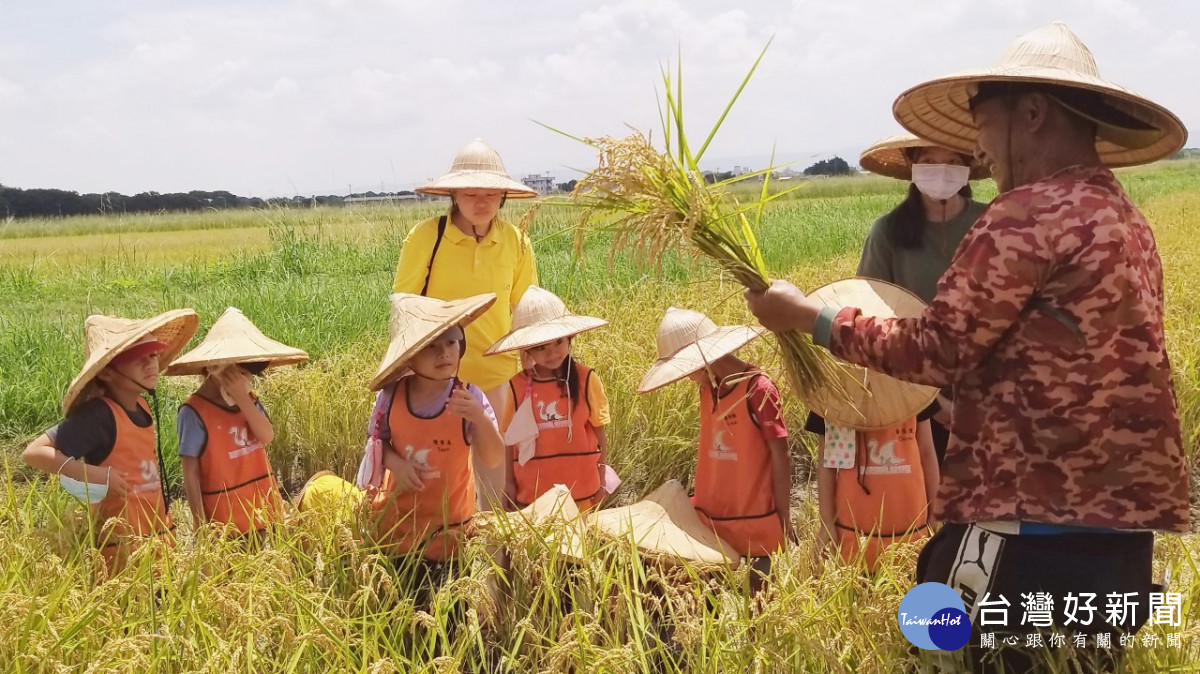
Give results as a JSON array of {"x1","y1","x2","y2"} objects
[
  {"x1": 687, "y1": 369, "x2": 711, "y2": 387},
  {"x1": 527, "y1": 337, "x2": 570, "y2": 372},
  {"x1": 101, "y1": 352, "x2": 161, "y2": 393},
  {"x1": 409, "y1": 334, "x2": 462, "y2": 380}
]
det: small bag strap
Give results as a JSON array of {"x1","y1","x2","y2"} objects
[{"x1": 420, "y1": 215, "x2": 449, "y2": 296}]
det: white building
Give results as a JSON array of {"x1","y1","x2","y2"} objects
[{"x1": 521, "y1": 174, "x2": 555, "y2": 194}]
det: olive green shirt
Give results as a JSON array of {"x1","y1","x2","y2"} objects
[{"x1": 857, "y1": 199, "x2": 989, "y2": 304}]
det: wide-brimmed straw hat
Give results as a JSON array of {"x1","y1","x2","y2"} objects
[
  {"x1": 860, "y1": 132, "x2": 990, "y2": 181},
  {"x1": 485, "y1": 286, "x2": 608, "y2": 355},
  {"x1": 166, "y1": 307, "x2": 308, "y2": 376},
  {"x1": 638, "y1": 308, "x2": 764, "y2": 394},
  {"x1": 369, "y1": 292, "x2": 496, "y2": 390},
  {"x1": 416, "y1": 138, "x2": 539, "y2": 199},
  {"x1": 589, "y1": 480, "x2": 741, "y2": 568},
  {"x1": 893, "y1": 22, "x2": 1187, "y2": 168},
  {"x1": 520, "y1": 484, "x2": 588, "y2": 561},
  {"x1": 63, "y1": 309, "x2": 200, "y2": 415},
  {"x1": 803, "y1": 279, "x2": 938, "y2": 430}
]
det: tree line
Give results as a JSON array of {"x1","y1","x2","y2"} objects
[
  {"x1": 7, "y1": 149, "x2": 1193, "y2": 220},
  {"x1": 0, "y1": 186, "x2": 422, "y2": 220}
]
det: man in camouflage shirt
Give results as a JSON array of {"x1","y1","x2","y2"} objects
[{"x1": 747, "y1": 23, "x2": 1190, "y2": 673}]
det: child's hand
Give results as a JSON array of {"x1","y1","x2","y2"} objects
[
  {"x1": 813, "y1": 523, "x2": 833, "y2": 562},
  {"x1": 214, "y1": 366, "x2": 253, "y2": 403},
  {"x1": 783, "y1": 519, "x2": 799, "y2": 545},
  {"x1": 106, "y1": 468, "x2": 131, "y2": 500},
  {"x1": 447, "y1": 386, "x2": 488, "y2": 425},
  {"x1": 382, "y1": 453, "x2": 424, "y2": 494}
]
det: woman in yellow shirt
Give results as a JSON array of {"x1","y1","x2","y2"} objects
[{"x1": 393, "y1": 138, "x2": 538, "y2": 509}]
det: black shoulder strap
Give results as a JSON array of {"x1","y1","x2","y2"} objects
[
  {"x1": 420, "y1": 215, "x2": 449, "y2": 296},
  {"x1": 581, "y1": 365, "x2": 594, "y2": 414}
]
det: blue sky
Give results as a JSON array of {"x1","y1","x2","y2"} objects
[{"x1": 0, "y1": 0, "x2": 1195, "y2": 196}]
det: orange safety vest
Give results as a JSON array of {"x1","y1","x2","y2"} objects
[
  {"x1": 182, "y1": 394, "x2": 281, "y2": 535},
  {"x1": 693, "y1": 372, "x2": 785, "y2": 558},
  {"x1": 508, "y1": 366, "x2": 603, "y2": 510},
  {"x1": 369, "y1": 380, "x2": 476, "y2": 560},
  {"x1": 834, "y1": 419, "x2": 929, "y2": 539},
  {"x1": 91, "y1": 397, "x2": 173, "y2": 567}
]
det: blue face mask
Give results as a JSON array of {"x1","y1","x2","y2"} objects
[{"x1": 59, "y1": 473, "x2": 109, "y2": 505}]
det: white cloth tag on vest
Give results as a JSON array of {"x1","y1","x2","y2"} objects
[
  {"x1": 506, "y1": 396, "x2": 540, "y2": 466},
  {"x1": 822, "y1": 423, "x2": 857, "y2": 469}
]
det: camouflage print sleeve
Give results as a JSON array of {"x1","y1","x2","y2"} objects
[{"x1": 829, "y1": 191, "x2": 1053, "y2": 387}]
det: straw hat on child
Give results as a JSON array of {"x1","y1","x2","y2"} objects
[
  {"x1": 166, "y1": 307, "x2": 308, "y2": 376},
  {"x1": 485, "y1": 286, "x2": 608, "y2": 355},
  {"x1": 495, "y1": 484, "x2": 588, "y2": 561},
  {"x1": 802, "y1": 279, "x2": 938, "y2": 430},
  {"x1": 370, "y1": 292, "x2": 497, "y2": 391},
  {"x1": 892, "y1": 21, "x2": 1187, "y2": 168},
  {"x1": 416, "y1": 138, "x2": 539, "y2": 199},
  {"x1": 589, "y1": 480, "x2": 741, "y2": 569},
  {"x1": 62, "y1": 309, "x2": 199, "y2": 415},
  {"x1": 859, "y1": 132, "x2": 991, "y2": 181},
  {"x1": 638, "y1": 307, "x2": 764, "y2": 394}
]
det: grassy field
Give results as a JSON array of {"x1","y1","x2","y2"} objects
[{"x1": 1, "y1": 164, "x2": 1199, "y2": 672}]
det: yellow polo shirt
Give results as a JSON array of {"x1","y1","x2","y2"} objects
[{"x1": 393, "y1": 214, "x2": 537, "y2": 391}]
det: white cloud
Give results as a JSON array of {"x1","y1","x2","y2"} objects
[{"x1": 0, "y1": 0, "x2": 1195, "y2": 195}]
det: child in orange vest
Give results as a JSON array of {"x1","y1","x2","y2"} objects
[
  {"x1": 300, "y1": 292, "x2": 504, "y2": 580},
  {"x1": 807, "y1": 411, "x2": 939, "y2": 573},
  {"x1": 639, "y1": 307, "x2": 794, "y2": 591},
  {"x1": 22, "y1": 310, "x2": 199, "y2": 571},
  {"x1": 485, "y1": 286, "x2": 614, "y2": 511},
  {"x1": 167, "y1": 307, "x2": 309, "y2": 537}
]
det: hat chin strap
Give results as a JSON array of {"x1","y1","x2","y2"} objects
[
  {"x1": 108, "y1": 368, "x2": 172, "y2": 508},
  {"x1": 109, "y1": 367, "x2": 156, "y2": 396}
]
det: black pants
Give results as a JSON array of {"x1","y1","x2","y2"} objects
[{"x1": 915, "y1": 523, "x2": 1156, "y2": 673}]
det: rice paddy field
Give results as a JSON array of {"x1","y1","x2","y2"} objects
[{"x1": 2, "y1": 163, "x2": 1200, "y2": 672}]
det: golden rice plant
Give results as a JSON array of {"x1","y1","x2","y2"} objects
[{"x1": 551, "y1": 45, "x2": 846, "y2": 400}]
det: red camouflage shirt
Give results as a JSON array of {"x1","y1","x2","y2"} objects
[{"x1": 825, "y1": 165, "x2": 1190, "y2": 533}]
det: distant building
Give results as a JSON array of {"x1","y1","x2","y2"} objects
[{"x1": 521, "y1": 174, "x2": 555, "y2": 194}]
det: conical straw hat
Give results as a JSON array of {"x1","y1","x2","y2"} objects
[
  {"x1": 369, "y1": 292, "x2": 497, "y2": 390},
  {"x1": 519, "y1": 484, "x2": 587, "y2": 561},
  {"x1": 485, "y1": 286, "x2": 608, "y2": 355},
  {"x1": 416, "y1": 138, "x2": 539, "y2": 198},
  {"x1": 473, "y1": 484, "x2": 587, "y2": 561},
  {"x1": 589, "y1": 479, "x2": 741, "y2": 569},
  {"x1": 801, "y1": 279, "x2": 938, "y2": 430},
  {"x1": 638, "y1": 307, "x2": 764, "y2": 394},
  {"x1": 62, "y1": 309, "x2": 200, "y2": 415},
  {"x1": 860, "y1": 132, "x2": 990, "y2": 181},
  {"x1": 893, "y1": 22, "x2": 1187, "y2": 168},
  {"x1": 166, "y1": 307, "x2": 308, "y2": 376}
]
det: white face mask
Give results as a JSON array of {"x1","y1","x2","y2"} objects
[
  {"x1": 59, "y1": 473, "x2": 109, "y2": 505},
  {"x1": 911, "y1": 163, "x2": 970, "y2": 201}
]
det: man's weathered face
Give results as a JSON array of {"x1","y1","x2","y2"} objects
[{"x1": 972, "y1": 97, "x2": 1013, "y2": 193}]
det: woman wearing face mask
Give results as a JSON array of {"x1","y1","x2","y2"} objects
[
  {"x1": 393, "y1": 139, "x2": 539, "y2": 512},
  {"x1": 856, "y1": 132, "x2": 990, "y2": 306},
  {"x1": 806, "y1": 133, "x2": 990, "y2": 470}
]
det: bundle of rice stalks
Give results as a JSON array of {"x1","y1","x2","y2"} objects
[{"x1": 556, "y1": 47, "x2": 847, "y2": 400}]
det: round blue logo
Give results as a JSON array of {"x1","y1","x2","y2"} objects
[{"x1": 897, "y1": 582, "x2": 972, "y2": 651}]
